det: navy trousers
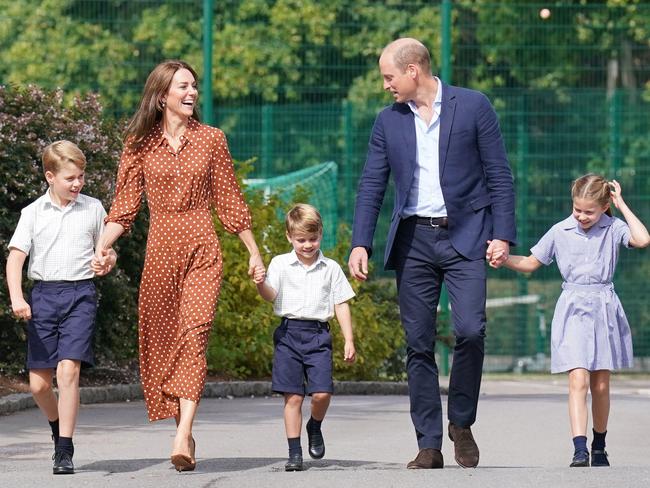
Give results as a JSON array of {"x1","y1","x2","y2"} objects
[{"x1": 393, "y1": 218, "x2": 486, "y2": 450}]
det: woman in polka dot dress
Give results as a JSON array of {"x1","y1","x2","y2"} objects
[{"x1": 95, "y1": 60, "x2": 264, "y2": 471}]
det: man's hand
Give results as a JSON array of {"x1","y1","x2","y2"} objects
[{"x1": 348, "y1": 247, "x2": 369, "y2": 281}]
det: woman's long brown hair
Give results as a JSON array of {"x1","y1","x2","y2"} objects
[{"x1": 123, "y1": 60, "x2": 200, "y2": 151}]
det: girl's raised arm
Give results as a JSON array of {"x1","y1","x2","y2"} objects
[{"x1": 610, "y1": 180, "x2": 650, "y2": 248}]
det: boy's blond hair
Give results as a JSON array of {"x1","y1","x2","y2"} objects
[
  {"x1": 42, "y1": 140, "x2": 87, "y2": 174},
  {"x1": 285, "y1": 203, "x2": 323, "y2": 236}
]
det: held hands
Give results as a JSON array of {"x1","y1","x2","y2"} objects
[
  {"x1": 252, "y1": 264, "x2": 266, "y2": 284},
  {"x1": 344, "y1": 340, "x2": 356, "y2": 363},
  {"x1": 91, "y1": 248, "x2": 117, "y2": 276},
  {"x1": 248, "y1": 254, "x2": 266, "y2": 284},
  {"x1": 11, "y1": 297, "x2": 31, "y2": 320},
  {"x1": 486, "y1": 239, "x2": 510, "y2": 268}
]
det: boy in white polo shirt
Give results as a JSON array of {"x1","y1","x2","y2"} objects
[
  {"x1": 6, "y1": 140, "x2": 115, "y2": 475},
  {"x1": 253, "y1": 203, "x2": 356, "y2": 472}
]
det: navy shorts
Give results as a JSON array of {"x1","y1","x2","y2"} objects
[
  {"x1": 26, "y1": 280, "x2": 98, "y2": 370},
  {"x1": 272, "y1": 318, "x2": 334, "y2": 395}
]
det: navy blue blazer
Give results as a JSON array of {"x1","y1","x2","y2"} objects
[{"x1": 351, "y1": 83, "x2": 517, "y2": 269}]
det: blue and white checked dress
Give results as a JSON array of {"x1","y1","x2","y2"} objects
[{"x1": 531, "y1": 213, "x2": 634, "y2": 373}]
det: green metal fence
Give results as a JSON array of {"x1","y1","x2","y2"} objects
[{"x1": 2, "y1": 1, "x2": 649, "y2": 370}]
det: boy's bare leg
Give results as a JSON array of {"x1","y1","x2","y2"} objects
[
  {"x1": 29, "y1": 369, "x2": 58, "y2": 421},
  {"x1": 310, "y1": 392, "x2": 331, "y2": 421},
  {"x1": 568, "y1": 368, "x2": 590, "y2": 436},
  {"x1": 284, "y1": 393, "x2": 304, "y2": 437},
  {"x1": 56, "y1": 360, "x2": 81, "y2": 437},
  {"x1": 590, "y1": 370, "x2": 610, "y2": 433}
]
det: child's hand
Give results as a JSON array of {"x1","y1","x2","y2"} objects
[
  {"x1": 344, "y1": 340, "x2": 356, "y2": 363},
  {"x1": 252, "y1": 264, "x2": 266, "y2": 284},
  {"x1": 11, "y1": 297, "x2": 31, "y2": 320},
  {"x1": 609, "y1": 179, "x2": 624, "y2": 209}
]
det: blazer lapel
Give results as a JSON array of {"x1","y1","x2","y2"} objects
[{"x1": 439, "y1": 83, "x2": 456, "y2": 179}]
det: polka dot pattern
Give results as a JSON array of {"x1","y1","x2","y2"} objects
[{"x1": 107, "y1": 118, "x2": 252, "y2": 421}]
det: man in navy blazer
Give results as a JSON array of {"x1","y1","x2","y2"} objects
[{"x1": 349, "y1": 38, "x2": 516, "y2": 469}]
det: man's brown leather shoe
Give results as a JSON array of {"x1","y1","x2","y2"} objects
[
  {"x1": 448, "y1": 423, "x2": 479, "y2": 468},
  {"x1": 407, "y1": 448, "x2": 444, "y2": 469}
]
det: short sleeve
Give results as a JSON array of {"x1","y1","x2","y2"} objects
[
  {"x1": 105, "y1": 145, "x2": 144, "y2": 233},
  {"x1": 265, "y1": 256, "x2": 281, "y2": 295},
  {"x1": 8, "y1": 205, "x2": 35, "y2": 255},
  {"x1": 331, "y1": 262, "x2": 355, "y2": 304},
  {"x1": 210, "y1": 130, "x2": 252, "y2": 234},
  {"x1": 612, "y1": 217, "x2": 632, "y2": 248},
  {"x1": 530, "y1": 226, "x2": 556, "y2": 266}
]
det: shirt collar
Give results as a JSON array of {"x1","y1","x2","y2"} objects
[
  {"x1": 407, "y1": 76, "x2": 443, "y2": 115},
  {"x1": 289, "y1": 249, "x2": 326, "y2": 269},
  {"x1": 153, "y1": 117, "x2": 200, "y2": 148},
  {"x1": 561, "y1": 213, "x2": 613, "y2": 233},
  {"x1": 43, "y1": 188, "x2": 79, "y2": 210}
]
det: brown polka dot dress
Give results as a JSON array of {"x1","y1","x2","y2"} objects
[{"x1": 106, "y1": 118, "x2": 251, "y2": 421}]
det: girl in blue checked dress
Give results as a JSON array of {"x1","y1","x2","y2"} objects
[{"x1": 497, "y1": 174, "x2": 649, "y2": 468}]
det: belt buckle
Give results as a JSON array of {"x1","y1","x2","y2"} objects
[{"x1": 429, "y1": 216, "x2": 440, "y2": 228}]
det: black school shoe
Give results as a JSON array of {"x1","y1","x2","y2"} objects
[
  {"x1": 306, "y1": 419, "x2": 325, "y2": 459},
  {"x1": 591, "y1": 449, "x2": 610, "y2": 467},
  {"x1": 53, "y1": 449, "x2": 75, "y2": 474},
  {"x1": 569, "y1": 450, "x2": 589, "y2": 467},
  {"x1": 285, "y1": 452, "x2": 303, "y2": 471}
]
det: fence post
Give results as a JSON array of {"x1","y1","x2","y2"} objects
[
  {"x1": 516, "y1": 94, "x2": 530, "y2": 361},
  {"x1": 261, "y1": 105, "x2": 274, "y2": 178},
  {"x1": 609, "y1": 89, "x2": 622, "y2": 178},
  {"x1": 342, "y1": 100, "x2": 355, "y2": 225},
  {"x1": 202, "y1": 0, "x2": 214, "y2": 126}
]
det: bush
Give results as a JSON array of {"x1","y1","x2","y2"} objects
[
  {"x1": 208, "y1": 174, "x2": 405, "y2": 380},
  {"x1": 0, "y1": 84, "x2": 142, "y2": 367}
]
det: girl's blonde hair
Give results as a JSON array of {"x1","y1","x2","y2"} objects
[
  {"x1": 285, "y1": 203, "x2": 323, "y2": 236},
  {"x1": 42, "y1": 140, "x2": 86, "y2": 173},
  {"x1": 571, "y1": 173, "x2": 612, "y2": 216}
]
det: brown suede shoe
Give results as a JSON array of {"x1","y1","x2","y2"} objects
[
  {"x1": 407, "y1": 448, "x2": 444, "y2": 469},
  {"x1": 448, "y1": 423, "x2": 479, "y2": 468}
]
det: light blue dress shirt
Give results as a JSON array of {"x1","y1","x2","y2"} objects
[{"x1": 402, "y1": 77, "x2": 446, "y2": 218}]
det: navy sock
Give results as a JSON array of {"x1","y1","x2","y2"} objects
[
  {"x1": 48, "y1": 419, "x2": 59, "y2": 445},
  {"x1": 572, "y1": 435, "x2": 588, "y2": 454},
  {"x1": 288, "y1": 437, "x2": 302, "y2": 457},
  {"x1": 57, "y1": 436, "x2": 74, "y2": 457},
  {"x1": 307, "y1": 417, "x2": 322, "y2": 432},
  {"x1": 592, "y1": 429, "x2": 607, "y2": 451}
]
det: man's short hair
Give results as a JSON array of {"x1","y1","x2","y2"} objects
[
  {"x1": 285, "y1": 203, "x2": 323, "y2": 236},
  {"x1": 42, "y1": 140, "x2": 87, "y2": 174},
  {"x1": 391, "y1": 39, "x2": 431, "y2": 73}
]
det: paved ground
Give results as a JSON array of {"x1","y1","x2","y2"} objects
[{"x1": 1, "y1": 377, "x2": 649, "y2": 487}]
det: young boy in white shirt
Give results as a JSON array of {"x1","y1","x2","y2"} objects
[
  {"x1": 253, "y1": 203, "x2": 356, "y2": 471},
  {"x1": 6, "y1": 140, "x2": 115, "y2": 475}
]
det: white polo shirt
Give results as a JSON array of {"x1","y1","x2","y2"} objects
[
  {"x1": 265, "y1": 250, "x2": 355, "y2": 322},
  {"x1": 8, "y1": 190, "x2": 107, "y2": 281}
]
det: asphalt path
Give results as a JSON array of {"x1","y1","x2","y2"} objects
[{"x1": 1, "y1": 377, "x2": 649, "y2": 487}]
